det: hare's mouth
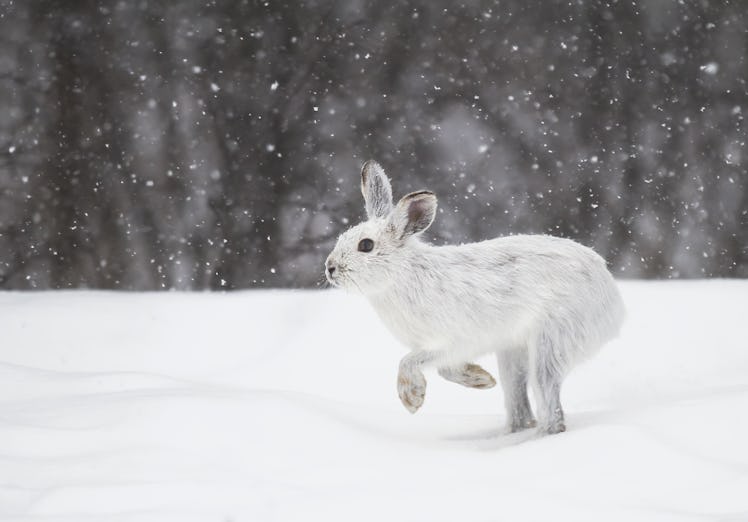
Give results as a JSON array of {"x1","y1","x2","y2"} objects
[
  {"x1": 325, "y1": 270, "x2": 340, "y2": 287},
  {"x1": 325, "y1": 266, "x2": 354, "y2": 290}
]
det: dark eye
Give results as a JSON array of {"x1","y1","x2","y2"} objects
[{"x1": 358, "y1": 238, "x2": 374, "y2": 252}]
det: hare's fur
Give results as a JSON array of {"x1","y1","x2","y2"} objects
[{"x1": 326, "y1": 161, "x2": 624, "y2": 434}]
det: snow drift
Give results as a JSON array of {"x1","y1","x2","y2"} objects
[{"x1": 1, "y1": 281, "x2": 747, "y2": 521}]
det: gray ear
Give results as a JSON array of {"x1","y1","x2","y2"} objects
[
  {"x1": 361, "y1": 160, "x2": 393, "y2": 219},
  {"x1": 391, "y1": 190, "x2": 437, "y2": 238}
]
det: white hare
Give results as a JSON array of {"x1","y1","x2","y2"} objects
[{"x1": 325, "y1": 161, "x2": 624, "y2": 434}]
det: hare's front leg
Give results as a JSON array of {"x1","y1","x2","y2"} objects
[
  {"x1": 438, "y1": 364, "x2": 496, "y2": 389},
  {"x1": 397, "y1": 351, "x2": 436, "y2": 413},
  {"x1": 497, "y1": 348, "x2": 536, "y2": 432}
]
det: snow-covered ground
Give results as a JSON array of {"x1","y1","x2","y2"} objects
[{"x1": 1, "y1": 281, "x2": 747, "y2": 522}]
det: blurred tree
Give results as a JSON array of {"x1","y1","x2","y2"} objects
[{"x1": 0, "y1": 0, "x2": 745, "y2": 289}]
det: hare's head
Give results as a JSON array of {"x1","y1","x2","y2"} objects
[{"x1": 325, "y1": 161, "x2": 437, "y2": 294}]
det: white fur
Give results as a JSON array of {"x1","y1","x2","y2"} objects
[{"x1": 326, "y1": 161, "x2": 625, "y2": 434}]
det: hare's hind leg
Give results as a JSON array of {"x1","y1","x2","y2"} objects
[
  {"x1": 497, "y1": 348, "x2": 536, "y2": 432},
  {"x1": 529, "y1": 333, "x2": 566, "y2": 435}
]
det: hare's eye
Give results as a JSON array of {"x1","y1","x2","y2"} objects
[{"x1": 358, "y1": 238, "x2": 374, "y2": 253}]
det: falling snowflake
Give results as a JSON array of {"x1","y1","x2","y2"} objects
[{"x1": 700, "y1": 62, "x2": 719, "y2": 75}]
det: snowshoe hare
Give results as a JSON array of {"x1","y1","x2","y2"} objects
[{"x1": 325, "y1": 161, "x2": 624, "y2": 435}]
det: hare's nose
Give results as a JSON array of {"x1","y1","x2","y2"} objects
[{"x1": 327, "y1": 265, "x2": 336, "y2": 276}]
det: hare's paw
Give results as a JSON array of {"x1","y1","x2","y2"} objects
[
  {"x1": 397, "y1": 367, "x2": 426, "y2": 413},
  {"x1": 537, "y1": 419, "x2": 566, "y2": 436},
  {"x1": 459, "y1": 363, "x2": 497, "y2": 389},
  {"x1": 508, "y1": 417, "x2": 537, "y2": 434},
  {"x1": 438, "y1": 363, "x2": 496, "y2": 389}
]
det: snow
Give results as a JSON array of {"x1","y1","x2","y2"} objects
[
  {"x1": 1, "y1": 281, "x2": 747, "y2": 521},
  {"x1": 700, "y1": 62, "x2": 719, "y2": 75}
]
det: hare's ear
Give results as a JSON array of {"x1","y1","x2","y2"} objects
[
  {"x1": 361, "y1": 160, "x2": 393, "y2": 219},
  {"x1": 390, "y1": 190, "x2": 437, "y2": 239}
]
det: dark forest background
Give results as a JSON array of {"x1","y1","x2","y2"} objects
[{"x1": 0, "y1": 0, "x2": 746, "y2": 290}]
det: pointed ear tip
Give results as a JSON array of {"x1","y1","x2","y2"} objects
[
  {"x1": 361, "y1": 159, "x2": 382, "y2": 175},
  {"x1": 405, "y1": 190, "x2": 437, "y2": 201}
]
